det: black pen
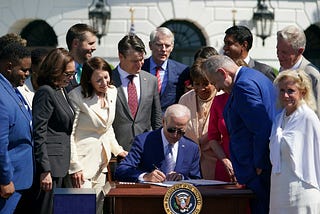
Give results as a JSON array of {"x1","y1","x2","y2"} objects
[{"x1": 153, "y1": 164, "x2": 159, "y2": 170}]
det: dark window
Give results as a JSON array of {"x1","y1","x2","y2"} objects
[
  {"x1": 161, "y1": 20, "x2": 206, "y2": 66},
  {"x1": 304, "y1": 24, "x2": 320, "y2": 69},
  {"x1": 20, "y1": 19, "x2": 58, "y2": 48}
]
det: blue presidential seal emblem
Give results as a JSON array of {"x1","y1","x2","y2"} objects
[{"x1": 163, "y1": 183, "x2": 202, "y2": 214}]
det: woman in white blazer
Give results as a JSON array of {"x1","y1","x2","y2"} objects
[{"x1": 68, "y1": 57, "x2": 127, "y2": 214}]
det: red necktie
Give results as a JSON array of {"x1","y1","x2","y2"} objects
[
  {"x1": 127, "y1": 75, "x2": 138, "y2": 118},
  {"x1": 156, "y1": 66, "x2": 162, "y2": 94}
]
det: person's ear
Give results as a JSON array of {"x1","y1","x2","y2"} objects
[
  {"x1": 119, "y1": 53, "x2": 125, "y2": 61},
  {"x1": 72, "y1": 38, "x2": 80, "y2": 48},
  {"x1": 162, "y1": 118, "x2": 165, "y2": 127},
  {"x1": 5, "y1": 62, "x2": 13, "y2": 73},
  {"x1": 242, "y1": 41, "x2": 248, "y2": 51},
  {"x1": 297, "y1": 47, "x2": 304, "y2": 55},
  {"x1": 217, "y1": 68, "x2": 227, "y2": 79}
]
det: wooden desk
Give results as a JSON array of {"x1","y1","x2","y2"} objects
[{"x1": 106, "y1": 183, "x2": 254, "y2": 214}]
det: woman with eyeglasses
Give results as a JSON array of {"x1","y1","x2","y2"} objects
[
  {"x1": 269, "y1": 69, "x2": 320, "y2": 213},
  {"x1": 32, "y1": 48, "x2": 75, "y2": 214},
  {"x1": 68, "y1": 57, "x2": 127, "y2": 214}
]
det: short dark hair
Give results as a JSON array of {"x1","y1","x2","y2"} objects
[
  {"x1": 66, "y1": 23, "x2": 97, "y2": 50},
  {"x1": 0, "y1": 33, "x2": 27, "y2": 55},
  {"x1": 225, "y1": 25, "x2": 253, "y2": 51},
  {"x1": 190, "y1": 58, "x2": 209, "y2": 83},
  {"x1": 81, "y1": 57, "x2": 113, "y2": 98},
  {"x1": 37, "y1": 48, "x2": 74, "y2": 88},
  {"x1": 118, "y1": 34, "x2": 146, "y2": 57},
  {"x1": 194, "y1": 46, "x2": 218, "y2": 61},
  {"x1": 31, "y1": 48, "x2": 50, "y2": 66},
  {"x1": 0, "y1": 43, "x2": 31, "y2": 65}
]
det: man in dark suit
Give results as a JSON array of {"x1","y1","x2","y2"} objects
[
  {"x1": 0, "y1": 43, "x2": 33, "y2": 213},
  {"x1": 142, "y1": 27, "x2": 190, "y2": 113},
  {"x1": 115, "y1": 104, "x2": 201, "y2": 182},
  {"x1": 112, "y1": 34, "x2": 162, "y2": 152},
  {"x1": 223, "y1": 25, "x2": 276, "y2": 81},
  {"x1": 65, "y1": 23, "x2": 97, "y2": 92},
  {"x1": 202, "y1": 55, "x2": 276, "y2": 214}
]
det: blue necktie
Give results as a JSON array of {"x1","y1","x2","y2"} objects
[
  {"x1": 15, "y1": 88, "x2": 31, "y2": 115},
  {"x1": 164, "y1": 144, "x2": 175, "y2": 174}
]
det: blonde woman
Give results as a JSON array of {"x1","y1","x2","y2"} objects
[{"x1": 269, "y1": 69, "x2": 320, "y2": 213}]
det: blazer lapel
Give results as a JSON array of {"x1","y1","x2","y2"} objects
[
  {"x1": 175, "y1": 138, "x2": 187, "y2": 171},
  {"x1": 2, "y1": 81, "x2": 31, "y2": 121},
  {"x1": 56, "y1": 88, "x2": 74, "y2": 120},
  {"x1": 161, "y1": 60, "x2": 174, "y2": 98},
  {"x1": 0, "y1": 78, "x2": 32, "y2": 135},
  {"x1": 135, "y1": 72, "x2": 148, "y2": 117},
  {"x1": 113, "y1": 68, "x2": 134, "y2": 119},
  {"x1": 85, "y1": 95, "x2": 108, "y2": 126}
]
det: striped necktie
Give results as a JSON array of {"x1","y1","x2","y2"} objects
[{"x1": 155, "y1": 66, "x2": 162, "y2": 94}]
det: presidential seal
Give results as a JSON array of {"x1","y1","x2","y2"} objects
[{"x1": 163, "y1": 183, "x2": 202, "y2": 214}]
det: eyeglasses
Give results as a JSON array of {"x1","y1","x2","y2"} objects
[
  {"x1": 63, "y1": 72, "x2": 75, "y2": 78},
  {"x1": 167, "y1": 127, "x2": 186, "y2": 135}
]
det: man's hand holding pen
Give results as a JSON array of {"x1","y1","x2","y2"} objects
[
  {"x1": 143, "y1": 167, "x2": 166, "y2": 182},
  {"x1": 143, "y1": 164, "x2": 183, "y2": 182}
]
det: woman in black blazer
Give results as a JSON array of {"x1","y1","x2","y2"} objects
[{"x1": 32, "y1": 48, "x2": 75, "y2": 214}]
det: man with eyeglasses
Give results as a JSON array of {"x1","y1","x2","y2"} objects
[
  {"x1": 142, "y1": 27, "x2": 190, "y2": 113},
  {"x1": 115, "y1": 104, "x2": 201, "y2": 182}
]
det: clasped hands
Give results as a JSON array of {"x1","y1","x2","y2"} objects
[{"x1": 143, "y1": 169, "x2": 182, "y2": 182}]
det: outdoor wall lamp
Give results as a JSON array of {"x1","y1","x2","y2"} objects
[
  {"x1": 88, "y1": 0, "x2": 111, "y2": 44},
  {"x1": 252, "y1": 0, "x2": 275, "y2": 46}
]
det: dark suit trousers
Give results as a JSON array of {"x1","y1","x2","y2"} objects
[
  {"x1": 246, "y1": 170, "x2": 271, "y2": 214},
  {"x1": 34, "y1": 176, "x2": 64, "y2": 214}
]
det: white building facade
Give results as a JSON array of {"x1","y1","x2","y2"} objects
[{"x1": 0, "y1": 0, "x2": 319, "y2": 69}]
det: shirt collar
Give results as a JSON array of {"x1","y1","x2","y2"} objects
[
  {"x1": 280, "y1": 56, "x2": 303, "y2": 71},
  {"x1": 243, "y1": 55, "x2": 250, "y2": 65},
  {"x1": 150, "y1": 57, "x2": 168, "y2": 71},
  {"x1": 117, "y1": 65, "x2": 139, "y2": 79},
  {"x1": 161, "y1": 128, "x2": 179, "y2": 151},
  {"x1": 234, "y1": 66, "x2": 242, "y2": 83}
]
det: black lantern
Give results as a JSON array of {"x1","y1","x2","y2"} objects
[
  {"x1": 88, "y1": 0, "x2": 111, "y2": 45},
  {"x1": 252, "y1": 0, "x2": 274, "y2": 46}
]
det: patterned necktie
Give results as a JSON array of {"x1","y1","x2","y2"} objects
[
  {"x1": 155, "y1": 66, "x2": 162, "y2": 94},
  {"x1": 164, "y1": 143, "x2": 175, "y2": 174},
  {"x1": 127, "y1": 75, "x2": 138, "y2": 118}
]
